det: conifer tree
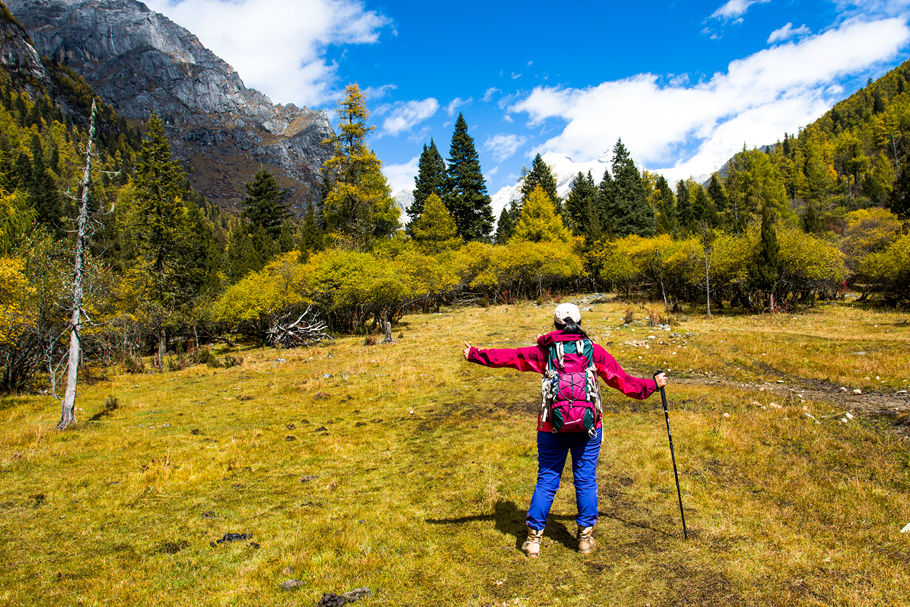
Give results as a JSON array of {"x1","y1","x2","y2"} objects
[
  {"x1": 28, "y1": 134, "x2": 61, "y2": 233},
  {"x1": 321, "y1": 84, "x2": 399, "y2": 248},
  {"x1": 675, "y1": 180, "x2": 692, "y2": 231},
  {"x1": 891, "y1": 161, "x2": 910, "y2": 220},
  {"x1": 445, "y1": 113, "x2": 494, "y2": 241},
  {"x1": 597, "y1": 168, "x2": 615, "y2": 235},
  {"x1": 12, "y1": 151, "x2": 31, "y2": 189},
  {"x1": 520, "y1": 153, "x2": 561, "y2": 212},
  {"x1": 511, "y1": 186, "x2": 571, "y2": 243},
  {"x1": 132, "y1": 113, "x2": 189, "y2": 284},
  {"x1": 725, "y1": 147, "x2": 790, "y2": 230},
  {"x1": 565, "y1": 171, "x2": 600, "y2": 239},
  {"x1": 691, "y1": 184, "x2": 717, "y2": 227},
  {"x1": 298, "y1": 201, "x2": 325, "y2": 257},
  {"x1": 654, "y1": 175, "x2": 677, "y2": 234},
  {"x1": 606, "y1": 139, "x2": 653, "y2": 236},
  {"x1": 706, "y1": 174, "x2": 728, "y2": 215},
  {"x1": 802, "y1": 198, "x2": 823, "y2": 233},
  {"x1": 225, "y1": 221, "x2": 264, "y2": 281},
  {"x1": 412, "y1": 193, "x2": 460, "y2": 252},
  {"x1": 494, "y1": 206, "x2": 513, "y2": 244},
  {"x1": 131, "y1": 112, "x2": 214, "y2": 362},
  {"x1": 408, "y1": 139, "x2": 447, "y2": 229},
  {"x1": 241, "y1": 167, "x2": 288, "y2": 239}
]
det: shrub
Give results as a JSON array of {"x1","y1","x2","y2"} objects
[
  {"x1": 859, "y1": 232, "x2": 910, "y2": 304},
  {"x1": 221, "y1": 355, "x2": 242, "y2": 368}
]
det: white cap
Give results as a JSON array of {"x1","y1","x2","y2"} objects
[{"x1": 554, "y1": 303, "x2": 581, "y2": 324}]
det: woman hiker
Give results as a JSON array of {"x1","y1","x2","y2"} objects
[{"x1": 462, "y1": 302, "x2": 668, "y2": 557}]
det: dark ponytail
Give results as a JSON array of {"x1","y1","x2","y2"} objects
[{"x1": 555, "y1": 317, "x2": 588, "y2": 338}]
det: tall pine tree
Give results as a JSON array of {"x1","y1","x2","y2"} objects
[
  {"x1": 597, "y1": 168, "x2": 615, "y2": 235},
  {"x1": 494, "y1": 206, "x2": 514, "y2": 244},
  {"x1": 28, "y1": 135, "x2": 61, "y2": 233},
  {"x1": 564, "y1": 171, "x2": 601, "y2": 240},
  {"x1": 706, "y1": 174, "x2": 728, "y2": 215},
  {"x1": 675, "y1": 180, "x2": 692, "y2": 231},
  {"x1": 445, "y1": 113, "x2": 494, "y2": 241},
  {"x1": 408, "y1": 139, "x2": 447, "y2": 231},
  {"x1": 691, "y1": 184, "x2": 717, "y2": 227},
  {"x1": 520, "y1": 153, "x2": 561, "y2": 213},
  {"x1": 241, "y1": 167, "x2": 288, "y2": 239},
  {"x1": 654, "y1": 175, "x2": 677, "y2": 235},
  {"x1": 608, "y1": 139, "x2": 653, "y2": 236},
  {"x1": 131, "y1": 113, "x2": 215, "y2": 358}
]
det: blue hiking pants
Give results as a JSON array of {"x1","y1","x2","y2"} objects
[{"x1": 526, "y1": 428, "x2": 602, "y2": 530}]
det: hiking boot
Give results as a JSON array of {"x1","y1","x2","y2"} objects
[
  {"x1": 521, "y1": 527, "x2": 544, "y2": 558},
  {"x1": 577, "y1": 526, "x2": 595, "y2": 554}
]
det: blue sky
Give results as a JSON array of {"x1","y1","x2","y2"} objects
[{"x1": 147, "y1": 0, "x2": 910, "y2": 210}]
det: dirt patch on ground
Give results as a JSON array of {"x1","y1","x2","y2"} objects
[{"x1": 675, "y1": 373, "x2": 910, "y2": 432}]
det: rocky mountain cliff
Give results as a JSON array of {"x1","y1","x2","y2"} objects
[
  {"x1": 0, "y1": 5, "x2": 55, "y2": 97},
  {"x1": 7, "y1": 0, "x2": 333, "y2": 213}
]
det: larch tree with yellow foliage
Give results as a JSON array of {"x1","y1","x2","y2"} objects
[
  {"x1": 321, "y1": 84, "x2": 399, "y2": 249},
  {"x1": 511, "y1": 185, "x2": 572, "y2": 243},
  {"x1": 411, "y1": 193, "x2": 460, "y2": 252}
]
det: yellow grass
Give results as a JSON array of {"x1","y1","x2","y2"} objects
[{"x1": 0, "y1": 298, "x2": 908, "y2": 605}]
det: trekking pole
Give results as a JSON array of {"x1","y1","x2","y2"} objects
[{"x1": 654, "y1": 371, "x2": 687, "y2": 539}]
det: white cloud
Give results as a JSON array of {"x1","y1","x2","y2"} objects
[
  {"x1": 383, "y1": 156, "x2": 419, "y2": 195},
  {"x1": 446, "y1": 97, "x2": 472, "y2": 116},
  {"x1": 509, "y1": 17, "x2": 910, "y2": 183},
  {"x1": 484, "y1": 133, "x2": 527, "y2": 162},
  {"x1": 363, "y1": 84, "x2": 397, "y2": 101},
  {"x1": 833, "y1": 0, "x2": 910, "y2": 17},
  {"x1": 710, "y1": 0, "x2": 772, "y2": 20},
  {"x1": 483, "y1": 87, "x2": 501, "y2": 102},
  {"x1": 768, "y1": 22, "x2": 811, "y2": 43},
  {"x1": 144, "y1": 0, "x2": 389, "y2": 108},
  {"x1": 381, "y1": 98, "x2": 440, "y2": 136}
]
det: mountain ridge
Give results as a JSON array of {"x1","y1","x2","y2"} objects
[{"x1": 7, "y1": 0, "x2": 333, "y2": 214}]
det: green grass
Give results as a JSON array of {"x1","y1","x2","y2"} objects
[{"x1": 1, "y1": 299, "x2": 909, "y2": 605}]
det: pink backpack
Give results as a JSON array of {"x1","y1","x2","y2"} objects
[{"x1": 540, "y1": 339, "x2": 602, "y2": 437}]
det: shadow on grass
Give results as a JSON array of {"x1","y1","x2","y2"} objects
[
  {"x1": 426, "y1": 499, "x2": 671, "y2": 551},
  {"x1": 426, "y1": 500, "x2": 531, "y2": 550}
]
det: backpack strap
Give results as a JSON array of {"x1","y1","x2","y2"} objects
[
  {"x1": 581, "y1": 339, "x2": 595, "y2": 368},
  {"x1": 580, "y1": 339, "x2": 602, "y2": 414}
]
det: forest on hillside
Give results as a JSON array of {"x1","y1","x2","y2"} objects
[{"x1": 1, "y1": 47, "x2": 909, "y2": 402}]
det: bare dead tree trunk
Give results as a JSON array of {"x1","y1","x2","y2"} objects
[{"x1": 58, "y1": 99, "x2": 96, "y2": 430}]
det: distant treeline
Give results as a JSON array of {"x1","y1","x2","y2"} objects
[{"x1": 1, "y1": 62, "x2": 909, "y2": 393}]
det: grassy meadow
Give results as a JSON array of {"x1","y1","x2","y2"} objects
[{"x1": 1, "y1": 298, "x2": 909, "y2": 606}]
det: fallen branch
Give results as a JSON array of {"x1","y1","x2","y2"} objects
[{"x1": 267, "y1": 306, "x2": 332, "y2": 349}]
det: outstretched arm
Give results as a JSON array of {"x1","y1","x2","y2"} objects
[
  {"x1": 594, "y1": 346, "x2": 660, "y2": 399},
  {"x1": 463, "y1": 342, "x2": 547, "y2": 373}
]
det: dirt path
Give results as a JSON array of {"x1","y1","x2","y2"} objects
[{"x1": 674, "y1": 374, "x2": 910, "y2": 423}]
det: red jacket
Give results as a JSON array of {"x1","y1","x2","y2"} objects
[{"x1": 467, "y1": 330, "x2": 658, "y2": 431}]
